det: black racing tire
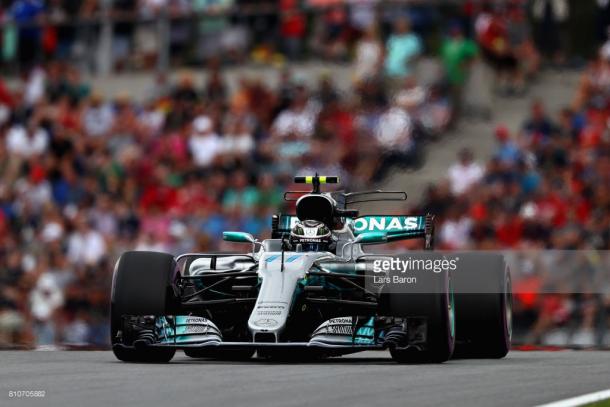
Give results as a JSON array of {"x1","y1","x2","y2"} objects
[
  {"x1": 381, "y1": 252, "x2": 455, "y2": 363},
  {"x1": 112, "y1": 345, "x2": 176, "y2": 363},
  {"x1": 453, "y1": 252, "x2": 512, "y2": 359},
  {"x1": 110, "y1": 251, "x2": 177, "y2": 363},
  {"x1": 184, "y1": 348, "x2": 255, "y2": 360}
]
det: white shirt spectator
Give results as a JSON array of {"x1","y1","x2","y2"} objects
[
  {"x1": 24, "y1": 67, "x2": 46, "y2": 106},
  {"x1": 375, "y1": 107, "x2": 413, "y2": 150},
  {"x1": 15, "y1": 178, "x2": 52, "y2": 212},
  {"x1": 83, "y1": 103, "x2": 115, "y2": 138},
  {"x1": 354, "y1": 39, "x2": 382, "y2": 81},
  {"x1": 30, "y1": 273, "x2": 64, "y2": 321},
  {"x1": 40, "y1": 221, "x2": 64, "y2": 243},
  {"x1": 89, "y1": 209, "x2": 118, "y2": 238},
  {"x1": 448, "y1": 161, "x2": 484, "y2": 195},
  {"x1": 189, "y1": 116, "x2": 222, "y2": 167},
  {"x1": 67, "y1": 230, "x2": 107, "y2": 265},
  {"x1": 439, "y1": 217, "x2": 472, "y2": 249},
  {"x1": 272, "y1": 105, "x2": 318, "y2": 138},
  {"x1": 6, "y1": 125, "x2": 49, "y2": 157},
  {"x1": 138, "y1": 107, "x2": 165, "y2": 136},
  {"x1": 221, "y1": 133, "x2": 254, "y2": 156}
]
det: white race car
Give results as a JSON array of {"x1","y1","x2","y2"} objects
[{"x1": 111, "y1": 175, "x2": 511, "y2": 363}]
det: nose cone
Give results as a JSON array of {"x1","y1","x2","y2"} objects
[{"x1": 248, "y1": 253, "x2": 315, "y2": 341}]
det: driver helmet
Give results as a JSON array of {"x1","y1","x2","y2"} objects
[{"x1": 290, "y1": 220, "x2": 333, "y2": 252}]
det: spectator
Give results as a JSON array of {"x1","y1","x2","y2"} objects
[
  {"x1": 507, "y1": 3, "x2": 540, "y2": 81},
  {"x1": 439, "y1": 204, "x2": 472, "y2": 249},
  {"x1": 29, "y1": 272, "x2": 64, "y2": 346},
  {"x1": 384, "y1": 17, "x2": 422, "y2": 87},
  {"x1": 280, "y1": 0, "x2": 306, "y2": 60},
  {"x1": 440, "y1": 24, "x2": 478, "y2": 122},
  {"x1": 193, "y1": 0, "x2": 238, "y2": 63},
  {"x1": 67, "y1": 216, "x2": 107, "y2": 266},
  {"x1": 573, "y1": 47, "x2": 610, "y2": 111},
  {"x1": 189, "y1": 116, "x2": 221, "y2": 168},
  {"x1": 136, "y1": 0, "x2": 168, "y2": 68},
  {"x1": 23, "y1": 65, "x2": 46, "y2": 107},
  {"x1": 205, "y1": 64, "x2": 228, "y2": 104},
  {"x1": 5, "y1": 121, "x2": 49, "y2": 158},
  {"x1": 475, "y1": 5, "x2": 522, "y2": 95},
  {"x1": 272, "y1": 85, "x2": 318, "y2": 141},
  {"x1": 10, "y1": 0, "x2": 45, "y2": 69},
  {"x1": 521, "y1": 100, "x2": 557, "y2": 144},
  {"x1": 353, "y1": 24, "x2": 383, "y2": 84},
  {"x1": 531, "y1": 0, "x2": 569, "y2": 65},
  {"x1": 222, "y1": 170, "x2": 259, "y2": 212},
  {"x1": 494, "y1": 125, "x2": 521, "y2": 166},
  {"x1": 112, "y1": 0, "x2": 137, "y2": 70},
  {"x1": 372, "y1": 92, "x2": 416, "y2": 180},
  {"x1": 447, "y1": 148, "x2": 484, "y2": 196},
  {"x1": 82, "y1": 92, "x2": 115, "y2": 139},
  {"x1": 347, "y1": 0, "x2": 378, "y2": 34},
  {"x1": 316, "y1": 2, "x2": 349, "y2": 61}
]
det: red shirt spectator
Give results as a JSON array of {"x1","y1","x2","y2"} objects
[
  {"x1": 280, "y1": 0, "x2": 306, "y2": 39},
  {"x1": 496, "y1": 215, "x2": 524, "y2": 247}
]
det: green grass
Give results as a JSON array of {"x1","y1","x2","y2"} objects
[{"x1": 581, "y1": 399, "x2": 610, "y2": 407}]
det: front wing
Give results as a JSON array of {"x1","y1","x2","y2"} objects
[{"x1": 113, "y1": 315, "x2": 385, "y2": 356}]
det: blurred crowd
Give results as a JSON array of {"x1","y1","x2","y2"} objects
[
  {"x1": 0, "y1": 0, "x2": 608, "y2": 72},
  {"x1": 409, "y1": 39, "x2": 610, "y2": 347},
  {"x1": 1, "y1": 0, "x2": 610, "y2": 349},
  {"x1": 0, "y1": 11, "x2": 451, "y2": 348}
]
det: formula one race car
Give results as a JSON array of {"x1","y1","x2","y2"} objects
[{"x1": 111, "y1": 175, "x2": 512, "y2": 363}]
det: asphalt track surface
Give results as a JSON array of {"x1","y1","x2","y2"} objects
[{"x1": 1, "y1": 351, "x2": 609, "y2": 407}]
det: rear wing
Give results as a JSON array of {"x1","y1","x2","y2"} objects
[{"x1": 273, "y1": 214, "x2": 431, "y2": 243}]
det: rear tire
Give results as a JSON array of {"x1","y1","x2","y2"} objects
[
  {"x1": 381, "y1": 253, "x2": 455, "y2": 363},
  {"x1": 453, "y1": 252, "x2": 512, "y2": 359},
  {"x1": 111, "y1": 251, "x2": 177, "y2": 363}
]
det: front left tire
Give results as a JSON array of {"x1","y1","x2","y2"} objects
[
  {"x1": 453, "y1": 252, "x2": 512, "y2": 359},
  {"x1": 381, "y1": 252, "x2": 455, "y2": 363}
]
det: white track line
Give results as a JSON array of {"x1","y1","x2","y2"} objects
[{"x1": 536, "y1": 389, "x2": 610, "y2": 407}]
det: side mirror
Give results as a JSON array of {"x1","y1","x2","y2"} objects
[
  {"x1": 223, "y1": 231, "x2": 255, "y2": 244},
  {"x1": 354, "y1": 231, "x2": 388, "y2": 245}
]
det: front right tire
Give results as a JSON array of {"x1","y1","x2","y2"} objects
[{"x1": 110, "y1": 251, "x2": 177, "y2": 363}]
